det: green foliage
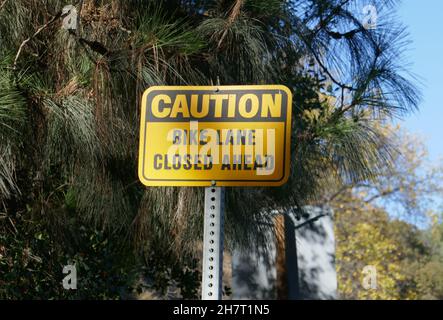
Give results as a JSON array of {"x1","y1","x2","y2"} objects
[
  {"x1": 43, "y1": 95, "x2": 99, "y2": 165},
  {"x1": 0, "y1": 57, "x2": 27, "y2": 198},
  {"x1": 0, "y1": 193, "x2": 201, "y2": 299},
  {"x1": 197, "y1": 16, "x2": 271, "y2": 83},
  {"x1": 336, "y1": 207, "x2": 443, "y2": 300},
  {"x1": 0, "y1": 207, "x2": 137, "y2": 299},
  {"x1": 332, "y1": 130, "x2": 443, "y2": 300}
]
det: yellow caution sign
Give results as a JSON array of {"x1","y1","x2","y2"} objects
[{"x1": 138, "y1": 85, "x2": 292, "y2": 187}]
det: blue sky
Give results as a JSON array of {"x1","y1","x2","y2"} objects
[{"x1": 397, "y1": 0, "x2": 443, "y2": 161}]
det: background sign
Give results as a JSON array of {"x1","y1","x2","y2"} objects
[{"x1": 138, "y1": 85, "x2": 292, "y2": 186}]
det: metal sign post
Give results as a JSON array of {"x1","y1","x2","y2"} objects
[{"x1": 202, "y1": 186, "x2": 225, "y2": 300}]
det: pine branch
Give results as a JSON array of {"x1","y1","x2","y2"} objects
[
  {"x1": 364, "y1": 186, "x2": 402, "y2": 204},
  {"x1": 217, "y1": 0, "x2": 244, "y2": 49},
  {"x1": 364, "y1": 178, "x2": 427, "y2": 204},
  {"x1": 294, "y1": 213, "x2": 328, "y2": 230},
  {"x1": 326, "y1": 27, "x2": 363, "y2": 40},
  {"x1": 13, "y1": 11, "x2": 63, "y2": 70},
  {"x1": 313, "y1": 0, "x2": 352, "y2": 36},
  {"x1": 0, "y1": 0, "x2": 8, "y2": 13},
  {"x1": 306, "y1": 41, "x2": 356, "y2": 92},
  {"x1": 78, "y1": 37, "x2": 110, "y2": 56},
  {"x1": 12, "y1": 0, "x2": 84, "y2": 70}
]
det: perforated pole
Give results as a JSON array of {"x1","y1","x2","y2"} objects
[{"x1": 202, "y1": 186, "x2": 225, "y2": 300}]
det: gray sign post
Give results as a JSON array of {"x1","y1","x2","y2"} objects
[{"x1": 202, "y1": 186, "x2": 225, "y2": 300}]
